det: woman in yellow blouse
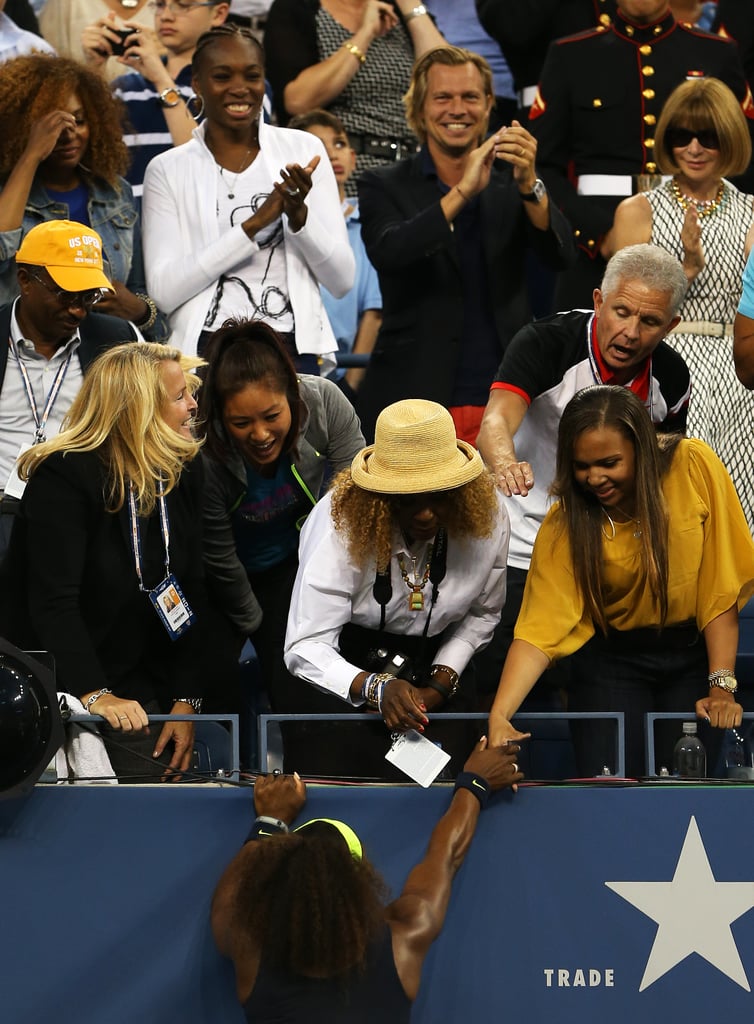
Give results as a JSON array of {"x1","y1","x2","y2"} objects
[{"x1": 489, "y1": 385, "x2": 754, "y2": 778}]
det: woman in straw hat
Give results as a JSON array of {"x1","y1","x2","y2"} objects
[{"x1": 284, "y1": 398, "x2": 509, "y2": 778}]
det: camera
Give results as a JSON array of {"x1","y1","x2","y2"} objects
[
  {"x1": 366, "y1": 647, "x2": 415, "y2": 681},
  {"x1": 109, "y1": 28, "x2": 137, "y2": 57}
]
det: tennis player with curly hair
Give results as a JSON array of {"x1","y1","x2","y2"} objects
[{"x1": 212, "y1": 739, "x2": 522, "y2": 1021}]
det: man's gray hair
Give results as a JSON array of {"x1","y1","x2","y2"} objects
[{"x1": 601, "y1": 244, "x2": 688, "y2": 315}]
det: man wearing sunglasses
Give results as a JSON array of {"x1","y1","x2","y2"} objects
[
  {"x1": 0, "y1": 220, "x2": 137, "y2": 557},
  {"x1": 526, "y1": 0, "x2": 754, "y2": 312}
]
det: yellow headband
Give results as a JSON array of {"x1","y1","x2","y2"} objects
[{"x1": 293, "y1": 818, "x2": 363, "y2": 861}]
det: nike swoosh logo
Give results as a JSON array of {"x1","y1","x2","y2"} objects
[
  {"x1": 258, "y1": 829, "x2": 278, "y2": 835},
  {"x1": 472, "y1": 779, "x2": 487, "y2": 791}
]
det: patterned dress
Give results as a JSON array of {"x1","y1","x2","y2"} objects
[
  {"x1": 315, "y1": 8, "x2": 418, "y2": 177},
  {"x1": 647, "y1": 179, "x2": 754, "y2": 531}
]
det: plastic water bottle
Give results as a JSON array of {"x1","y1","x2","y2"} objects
[{"x1": 673, "y1": 721, "x2": 706, "y2": 779}]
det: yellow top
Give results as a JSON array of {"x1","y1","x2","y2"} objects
[{"x1": 516, "y1": 439, "x2": 754, "y2": 660}]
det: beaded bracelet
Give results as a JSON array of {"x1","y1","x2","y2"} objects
[
  {"x1": 454, "y1": 771, "x2": 491, "y2": 808},
  {"x1": 134, "y1": 293, "x2": 158, "y2": 332},
  {"x1": 84, "y1": 687, "x2": 112, "y2": 711}
]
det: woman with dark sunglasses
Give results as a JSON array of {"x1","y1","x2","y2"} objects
[{"x1": 608, "y1": 77, "x2": 754, "y2": 530}]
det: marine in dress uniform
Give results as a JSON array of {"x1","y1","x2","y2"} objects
[
  {"x1": 713, "y1": 0, "x2": 754, "y2": 93},
  {"x1": 475, "y1": 0, "x2": 618, "y2": 117},
  {"x1": 529, "y1": 3, "x2": 754, "y2": 308}
]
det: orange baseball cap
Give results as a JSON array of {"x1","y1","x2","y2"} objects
[{"x1": 15, "y1": 221, "x2": 114, "y2": 293}]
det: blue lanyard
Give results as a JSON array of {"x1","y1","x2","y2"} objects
[
  {"x1": 8, "y1": 336, "x2": 73, "y2": 443},
  {"x1": 127, "y1": 481, "x2": 171, "y2": 593}
]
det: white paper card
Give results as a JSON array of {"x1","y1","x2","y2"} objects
[{"x1": 385, "y1": 729, "x2": 451, "y2": 787}]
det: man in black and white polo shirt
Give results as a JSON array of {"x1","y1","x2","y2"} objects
[{"x1": 475, "y1": 243, "x2": 690, "y2": 700}]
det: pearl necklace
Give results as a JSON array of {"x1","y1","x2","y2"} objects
[
  {"x1": 602, "y1": 507, "x2": 642, "y2": 540},
  {"x1": 670, "y1": 177, "x2": 725, "y2": 218}
]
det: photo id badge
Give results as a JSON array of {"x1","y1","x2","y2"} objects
[{"x1": 149, "y1": 575, "x2": 195, "y2": 639}]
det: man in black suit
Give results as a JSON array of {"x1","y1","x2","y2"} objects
[
  {"x1": 355, "y1": 45, "x2": 574, "y2": 444},
  {"x1": 0, "y1": 219, "x2": 136, "y2": 557}
]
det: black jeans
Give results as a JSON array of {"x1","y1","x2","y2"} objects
[{"x1": 567, "y1": 625, "x2": 712, "y2": 778}]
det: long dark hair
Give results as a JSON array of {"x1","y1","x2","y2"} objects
[
  {"x1": 550, "y1": 386, "x2": 681, "y2": 632},
  {"x1": 234, "y1": 830, "x2": 388, "y2": 977},
  {"x1": 196, "y1": 319, "x2": 303, "y2": 461}
]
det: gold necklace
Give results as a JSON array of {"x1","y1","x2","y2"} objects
[
  {"x1": 670, "y1": 177, "x2": 725, "y2": 218},
  {"x1": 602, "y1": 507, "x2": 642, "y2": 540},
  {"x1": 397, "y1": 544, "x2": 433, "y2": 611}
]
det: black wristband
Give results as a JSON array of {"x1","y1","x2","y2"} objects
[
  {"x1": 454, "y1": 771, "x2": 491, "y2": 808},
  {"x1": 426, "y1": 680, "x2": 450, "y2": 702},
  {"x1": 244, "y1": 815, "x2": 289, "y2": 844}
]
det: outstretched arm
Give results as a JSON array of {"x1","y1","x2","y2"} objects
[
  {"x1": 476, "y1": 387, "x2": 530, "y2": 496},
  {"x1": 212, "y1": 773, "x2": 307, "y2": 957},
  {"x1": 386, "y1": 738, "x2": 522, "y2": 999}
]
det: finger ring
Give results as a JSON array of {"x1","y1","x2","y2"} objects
[
  {"x1": 118, "y1": 715, "x2": 128, "y2": 720},
  {"x1": 272, "y1": 768, "x2": 282, "y2": 776},
  {"x1": 287, "y1": 187, "x2": 301, "y2": 197},
  {"x1": 512, "y1": 762, "x2": 518, "y2": 773}
]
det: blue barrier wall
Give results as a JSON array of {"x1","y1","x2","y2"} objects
[{"x1": 3, "y1": 783, "x2": 754, "y2": 1023}]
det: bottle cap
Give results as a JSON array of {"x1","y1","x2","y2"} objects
[{"x1": 682, "y1": 721, "x2": 697, "y2": 734}]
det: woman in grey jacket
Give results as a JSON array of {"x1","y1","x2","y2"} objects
[{"x1": 198, "y1": 318, "x2": 364, "y2": 760}]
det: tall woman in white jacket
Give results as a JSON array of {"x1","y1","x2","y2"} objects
[{"x1": 142, "y1": 24, "x2": 354, "y2": 371}]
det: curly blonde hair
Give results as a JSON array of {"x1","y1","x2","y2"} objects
[
  {"x1": 330, "y1": 469, "x2": 499, "y2": 570},
  {"x1": 0, "y1": 55, "x2": 129, "y2": 186}
]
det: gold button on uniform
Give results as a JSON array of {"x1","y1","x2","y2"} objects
[
  {"x1": 653, "y1": 24, "x2": 662, "y2": 34},
  {"x1": 593, "y1": 98, "x2": 603, "y2": 108},
  {"x1": 642, "y1": 66, "x2": 655, "y2": 76},
  {"x1": 640, "y1": 45, "x2": 652, "y2": 56},
  {"x1": 645, "y1": 138, "x2": 655, "y2": 148},
  {"x1": 599, "y1": 13, "x2": 611, "y2": 26},
  {"x1": 626, "y1": 25, "x2": 634, "y2": 36},
  {"x1": 645, "y1": 162, "x2": 657, "y2": 173},
  {"x1": 644, "y1": 114, "x2": 656, "y2": 125},
  {"x1": 643, "y1": 88, "x2": 655, "y2": 99}
]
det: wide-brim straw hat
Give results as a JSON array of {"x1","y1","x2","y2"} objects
[{"x1": 351, "y1": 399, "x2": 483, "y2": 494}]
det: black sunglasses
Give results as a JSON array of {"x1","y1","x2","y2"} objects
[
  {"x1": 665, "y1": 127, "x2": 720, "y2": 151},
  {"x1": 28, "y1": 270, "x2": 105, "y2": 311}
]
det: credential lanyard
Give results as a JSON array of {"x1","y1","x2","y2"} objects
[
  {"x1": 8, "y1": 337, "x2": 73, "y2": 444},
  {"x1": 128, "y1": 480, "x2": 170, "y2": 592}
]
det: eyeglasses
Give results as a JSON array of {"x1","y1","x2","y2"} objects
[
  {"x1": 147, "y1": 0, "x2": 221, "y2": 13},
  {"x1": 665, "y1": 126, "x2": 720, "y2": 151},
  {"x1": 29, "y1": 270, "x2": 105, "y2": 311}
]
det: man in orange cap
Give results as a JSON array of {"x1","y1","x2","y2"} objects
[{"x1": 0, "y1": 219, "x2": 138, "y2": 556}]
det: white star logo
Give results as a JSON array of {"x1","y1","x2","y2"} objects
[{"x1": 606, "y1": 816, "x2": 754, "y2": 992}]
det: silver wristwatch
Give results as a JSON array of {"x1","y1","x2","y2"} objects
[{"x1": 520, "y1": 178, "x2": 547, "y2": 204}]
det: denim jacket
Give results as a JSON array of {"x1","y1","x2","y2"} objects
[{"x1": 0, "y1": 173, "x2": 169, "y2": 342}]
